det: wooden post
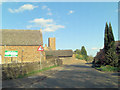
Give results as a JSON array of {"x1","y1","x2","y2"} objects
[
  {"x1": 21, "y1": 50, "x2": 24, "y2": 63},
  {"x1": 11, "y1": 57, "x2": 13, "y2": 63},
  {"x1": 4, "y1": 45, "x2": 6, "y2": 64},
  {"x1": 40, "y1": 51, "x2": 41, "y2": 69}
]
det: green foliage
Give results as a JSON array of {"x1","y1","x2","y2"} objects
[
  {"x1": 75, "y1": 54, "x2": 84, "y2": 60},
  {"x1": 93, "y1": 22, "x2": 119, "y2": 69},
  {"x1": 104, "y1": 22, "x2": 109, "y2": 52},
  {"x1": 81, "y1": 46, "x2": 87, "y2": 56},
  {"x1": 75, "y1": 46, "x2": 88, "y2": 61},
  {"x1": 104, "y1": 23, "x2": 118, "y2": 66},
  {"x1": 17, "y1": 65, "x2": 58, "y2": 78},
  {"x1": 80, "y1": 46, "x2": 88, "y2": 61},
  {"x1": 105, "y1": 47, "x2": 118, "y2": 67},
  {"x1": 99, "y1": 65, "x2": 120, "y2": 72},
  {"x1": 103, "y1": 22, "x2": 118, "y2": 67},
  {"x1": 87, "y1": 55, "x2": 94, "y2": 62},
  {"x1": 74, "y1": 49, "x2": 81, "y2": 54},
  {"x1": 108, "y1": 23, "x2": 115, "y2": 44}
]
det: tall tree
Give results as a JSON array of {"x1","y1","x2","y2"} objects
[
  {"x1": 105, "y1": 46, "x2": 118, "y2": 67},
  {"x1": 108, "y1": 22, "x2": 115, "y2": 49},
  {"x1": 104, "y1": 22, "x2": 118, "y2": 67},
  {"x1": 81, "y1": 46, "x2": 88, "y2": 61},
  {"x1": 108, "y1": 22, "x2": 114, "y2": 42},
  {"x1": 104, "y1": 22, "x2": 109, "y2": 53}
]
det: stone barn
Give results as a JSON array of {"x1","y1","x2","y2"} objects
[
  {"x1": 45, "y1": 50, "x2": 73, "y2": 59},
  {"x1": 0, "y1": 29, "x2": 45, "y2": 64}
]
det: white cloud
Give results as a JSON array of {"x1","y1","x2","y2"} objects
[
  {"x1": 42, "y1": 5, "x2": 52, "y2": 16},
  {"x1": 47, "y1": 12, "x2": 52, "y2": 16},
  {"x1": 30, "y1": 18, "x2": 53, "y2": 24},
  {"x1": 47, "y1": 8, "x2": 51, "y2": 11},
  {"x1": 91, "y1": 48, "x2": 99, "y2": 50},
  {"x1": 42, "y1": 5, "x2": 47, "y2": 9},
  {"x1": 27, "y1": 18, "x2": 65, "y2": 32},
  {"x1": 8, "y1": 4, "x2": 38, "y2": 13},
  {"x1": 68, "y1": 10, "x2": 74, "y2": 15},
  {"x1": 91, "y1": 46, "x2": 103, "y2": 50}
]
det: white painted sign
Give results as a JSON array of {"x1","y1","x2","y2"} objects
[{"x1": 5, "y1": 51, "x2": 18, "y2": 57}]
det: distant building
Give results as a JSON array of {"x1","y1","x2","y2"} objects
[
  {"x1": 115, "y1": 41, "x2": 120, "y2": 54},
  {"x1": 48, "y1": 37, "x2": 56, "y2": 50},
  {"x1": 0, "y1": 29, "x2": 44, "y2": 63},
  {"x1": 44, "y1": 37, "x2": 73, "y2": 58},
  {"x1": 45, "y1": 50, "x2": 73, "y2": 58}
]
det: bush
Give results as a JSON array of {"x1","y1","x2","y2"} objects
[
  {"x1": 87, "y1": 55, "x2": 94, "y2": 63},
  {"x1": 75, "y1": 54, "x2": 84, "y2": 60},
  {"x1": 99, "y1": 65, "x2": 120, "y2": 72}
]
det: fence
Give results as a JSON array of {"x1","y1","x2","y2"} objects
[{"x1": 2, "y1": 57, "x2": 63, "y2": 80}]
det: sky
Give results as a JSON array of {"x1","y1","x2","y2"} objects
[{"x1": 1, "y1": 2, "x2": 119, "y2": 56}]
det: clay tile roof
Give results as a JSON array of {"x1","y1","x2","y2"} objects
[
  {"x1": 1, "y1": 29, "x2": 43, "y2": 46},
  {"x1": 45, "y1": 50, "x2": 73, "y2": 57}
]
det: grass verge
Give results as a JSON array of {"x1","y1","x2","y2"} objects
[
  {"x1": 17, "y1": 65, "x2": 58, "y2": 78},
  {"x1": 95, "y1": 65, "x2": 120, "y2": 72}
]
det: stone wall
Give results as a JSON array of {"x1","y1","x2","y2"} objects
[
  {"x1": 0, "y1": 46, "x2": 46, "y2": 64},
  {"x1": 2, "y1": 58, "x2": 63, "y2": 80}
]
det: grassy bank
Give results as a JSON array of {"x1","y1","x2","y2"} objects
[
  {"x1": 95, "y1": 65, "x2": 120, "y2": 72},
  {"x1": 17, "y1": 65, "x2": 58, "y2": 78}
]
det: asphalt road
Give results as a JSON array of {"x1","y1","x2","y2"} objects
[{"x1": 2, "y1": 62, "x2": 119, "y2": 88}]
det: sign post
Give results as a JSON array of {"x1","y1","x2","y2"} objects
[
  {"x1": 4, "y1": 51, "x2": 18, "y2": 63},
  {"x1": 5, "y1": 51, "x2": 18, "y2": 57},
  {"x1": 37, "y1": 45, "x2": 44, "y2": 70}
]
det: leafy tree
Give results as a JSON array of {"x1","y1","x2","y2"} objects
[
  {"x1": 74, "y1": 49, "x2": 81, "y2": 54},
  {"x1": 81, "y1": 46, "x2": 87, "y2": 55},
  {"x1": 81, "y1": 46, "x2": 88, "y2": 61},
  {"x1": 104, "y1": 22, "x2": 118, "y2": 67},
  {"x1": 105, "y1": 46, "x2": 118, "y2": 67}
]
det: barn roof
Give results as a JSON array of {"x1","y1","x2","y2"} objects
[
  {"x1": 115, "y1": 41, "x2": 120, "y2": 47},
  {"x1": 1, "y1": 29, "x2": 43, "y2": 46},
  {"x1": 45, "y1": 50, "x2": 73, "y2": 57},
  {"x1": 94, "y1": 40, "x2": 120, "y2": 58}
]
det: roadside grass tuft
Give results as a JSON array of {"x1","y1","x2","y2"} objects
[
  {"x1": 17, "y1": 65, "x2": 58, "y2": 78},
  {"x1": 95, "y1": 65, "x2": 120, "y2": 72}
]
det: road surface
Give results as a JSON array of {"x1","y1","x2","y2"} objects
[{"x1": 2, "y1": 60, "x2": 119, "y2": 88}]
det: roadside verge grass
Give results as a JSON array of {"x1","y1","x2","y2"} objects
[
  {"x1": 95, "y1": 65, "x2": 120, "y2": 72},
  {"x1": 17, "y1": 65, "x2": 58, "y2": 78}
]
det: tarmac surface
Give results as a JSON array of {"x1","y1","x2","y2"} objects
[{"x1": 2, "y1": 59, "x2": 120, "y2": 88}]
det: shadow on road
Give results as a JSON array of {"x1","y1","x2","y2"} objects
[
  {"x1": 64, "y1": 65, "x2": 91, "y2": 68},
  {"x1": 2, "y1": 63, "x2": 119, "y2": 88}
]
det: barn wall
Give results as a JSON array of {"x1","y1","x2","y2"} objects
[{"x1": 0, "y1": 46, "x2": 46, "y2": 64}]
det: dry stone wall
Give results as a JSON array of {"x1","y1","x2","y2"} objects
[
  {"x1": 2, "y1": 58, "x2": 63, "y2": 80},
  {"x1": 0, "y1": 46, "x2": 46, "y2": 64}
]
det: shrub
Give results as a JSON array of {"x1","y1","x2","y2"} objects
[
  {"x1": 75, "y1": 54, "x2": 84, "y2": 60},
  {"x1": 87, "y1": 55, "x2": 94, "y2": 63},
  {"x1": 100, "y1": 65, "x2": 120, "y2": 72}
]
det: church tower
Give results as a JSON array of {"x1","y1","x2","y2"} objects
[{"x1": 48, "y1": 37, "x2": 56, "y2": 50}]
